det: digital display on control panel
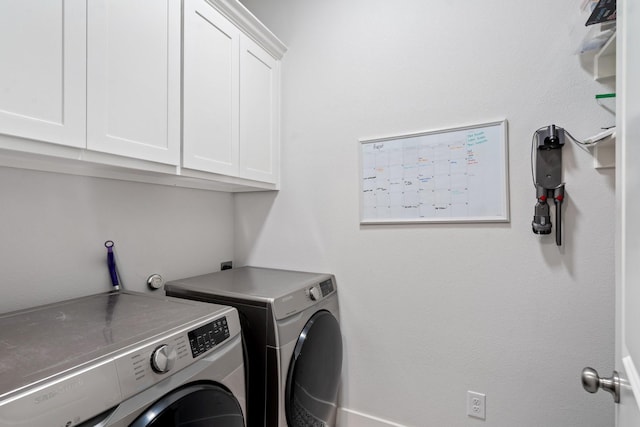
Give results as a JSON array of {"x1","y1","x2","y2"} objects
[
  {"x1": 320, "y1": 279, "x2": 334, "y2": 297},
  {"x1": 188, "y1": 316, "x2": 230, "y2": 358}
]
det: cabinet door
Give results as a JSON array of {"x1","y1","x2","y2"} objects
[
  {"x1": 239, "y1": 35, "x2": 280, "y2": 184},
  {"x1": 0, "y1": 0, "x2": 86, "y2": 148},
  {"x1": 87, "y1": 0, "x2": 180, "y2": 165},
  {"x1": 183, "y1": 0, "x2": 240, "y2": 176}
]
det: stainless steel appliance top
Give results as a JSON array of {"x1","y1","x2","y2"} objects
[
  {"x1": 165, "y1": 266, "x2": 334, "y2": 302},
  {"x1": 166, "y1": 267, "x2": 338, "y2": 320},
  {"x1": 0, "y1": 291, "x2": 226, "y2": 398}
]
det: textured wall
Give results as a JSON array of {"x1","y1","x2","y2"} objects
[
  {"x1": 0, "y1": 166, "x2": 235, "y2": 313},
  {"x1": 235, "y1": 1, "x2": 616, "y2": 425}
]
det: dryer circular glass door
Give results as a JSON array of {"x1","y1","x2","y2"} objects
[
  {"x1": 130, "y1": 383, "x2": 244, "y2": 427},
  {"x1": 285, "y1": 310, "x2": 343, "y2": 427}
]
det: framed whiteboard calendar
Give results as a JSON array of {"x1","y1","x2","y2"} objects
[{"x1": 359, "y1": 120, "x2": 509, "y2": 224}]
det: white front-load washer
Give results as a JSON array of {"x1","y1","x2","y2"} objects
[
  {"x1": 0, "y1": 291, "x2": 246, "y2": 427},
  {"x1": 166, "y1": 267, "x2": 343, "y2": 427}
]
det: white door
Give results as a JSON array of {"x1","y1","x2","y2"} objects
[
  {"x1": 0, "y1": 0, "x2": 86, "y2": 148},
  {"x1": 615, "y1": 0, "x2": 640, "y2": 425},
  {"x1": 86, "y1": 0, "x2": 180, "y2": 165},
  {"x1": 182, "y1": 0, "x2": 240, "y2": 176},
  {"x1": 239, "y1": 35, "x2": 279, "y2": 184},
  {"x1": 584, "y1": 1, "x2": 640, "y2": 424}
]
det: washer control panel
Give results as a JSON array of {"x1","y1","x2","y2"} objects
[
  {"x1": 307, "y1": 279, "x2": 335, "y2": 301},
  {"x1": 188, "y1": 317, "x2": 230, "y2": 357},
  {"x1": 273, "y1": 275, "x2": 337, "y2": 320},
  {"x1": 113, "y1": 310, "x2": 239, "y2": 402}
]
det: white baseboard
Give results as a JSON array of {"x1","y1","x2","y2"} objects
[{"x1": 337, "y1": 408, "x2": 407, "y2": 427}]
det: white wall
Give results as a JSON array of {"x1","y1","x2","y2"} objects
[
  {"x1": 235, "y1": 1, "x2": 616, "y2": 426},
  {"x1": 0, "y1": 166, "x2": 234, "y2": 313}
]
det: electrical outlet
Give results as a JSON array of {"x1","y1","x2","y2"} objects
[{"x1": 467, "y1": 391, "x2": 486, "y2": 420}]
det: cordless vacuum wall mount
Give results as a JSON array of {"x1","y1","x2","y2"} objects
[{"x1": 532, "y1": 125, "x2": 565, "y2": 246}]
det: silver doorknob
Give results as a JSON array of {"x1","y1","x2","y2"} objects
[{"x1": 581, "y1": 367, "x2": 620, "y2": 403}]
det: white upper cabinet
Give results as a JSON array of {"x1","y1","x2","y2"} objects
[
  {"x1": 183, "y1": 0, "x2": 240, "y2": 175},
  {"x1": 0, "y1": 0, "x2": 86, "y2": 148},
  {"x1": 0, "y1": 0, "x2": 285, "y2": 191},
  {"x1": 87, "y1": 0, "x2": 181, "y2": 165},
  {"x1": 182, "y1": 0, "x2": 285, "y2": 185},
  {"x1": 239, "y1": 35, "x2": 279, "y2": 184}
]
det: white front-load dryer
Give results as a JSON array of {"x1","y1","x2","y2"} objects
[
  {"x1": 0, "y1": 291, "x2": 246, "y2": 427},
  {"x1": 166, "y1": 266, "x2": 343, "y2": 427}
]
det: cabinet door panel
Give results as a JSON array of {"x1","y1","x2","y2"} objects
[
  {"x1": 87, "y1": 0, "x2": 180, "y2": 165},
  {"x1": 0, "y1": 0, "x2": 85, "y2": 148},
  {"x1": 183, "y1": 0, "x2": 240, "y2": 175},
  {"x1": 239, "y1": 35, "x2": 279, "y2": 184}
]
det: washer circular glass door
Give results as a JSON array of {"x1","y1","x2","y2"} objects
[
  {"x1": 130, "y1": 383, "x2": 244, "y2": 427},
  {"x1": 285, "y1": 310, "x2": 343, "y2": 427}
]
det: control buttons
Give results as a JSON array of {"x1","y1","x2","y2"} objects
[
  {"x1": 188, "y1": 317, "x2": 230, "y2": 358},
  {"x1": 308, "y1": 286, "x2": 321, "y2": 301},
  {"x1": 319, "y1": 278, "x2": 334, "y2": 296},
  {"x1": 150, "y1": 344, "x2": 177, "y2": 374}
]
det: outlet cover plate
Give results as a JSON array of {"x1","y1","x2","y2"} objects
[{"x1": 467, "y1": 391, "x2": 486, "y2": 420}]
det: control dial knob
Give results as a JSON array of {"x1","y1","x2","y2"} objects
[
  {"x1": 308, "y1": 286, "x2": 321, "y2": 301},
  {"x1": 150, "y1": 344, "x2": 177, "y2": 374}
]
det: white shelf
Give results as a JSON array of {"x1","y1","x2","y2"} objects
[
  {"x1": 594, "y1": 32, "x2": 616, "y2": 80},
  {"x1": 593, "y1": 136, "x2": 616, "y2": 169}
]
